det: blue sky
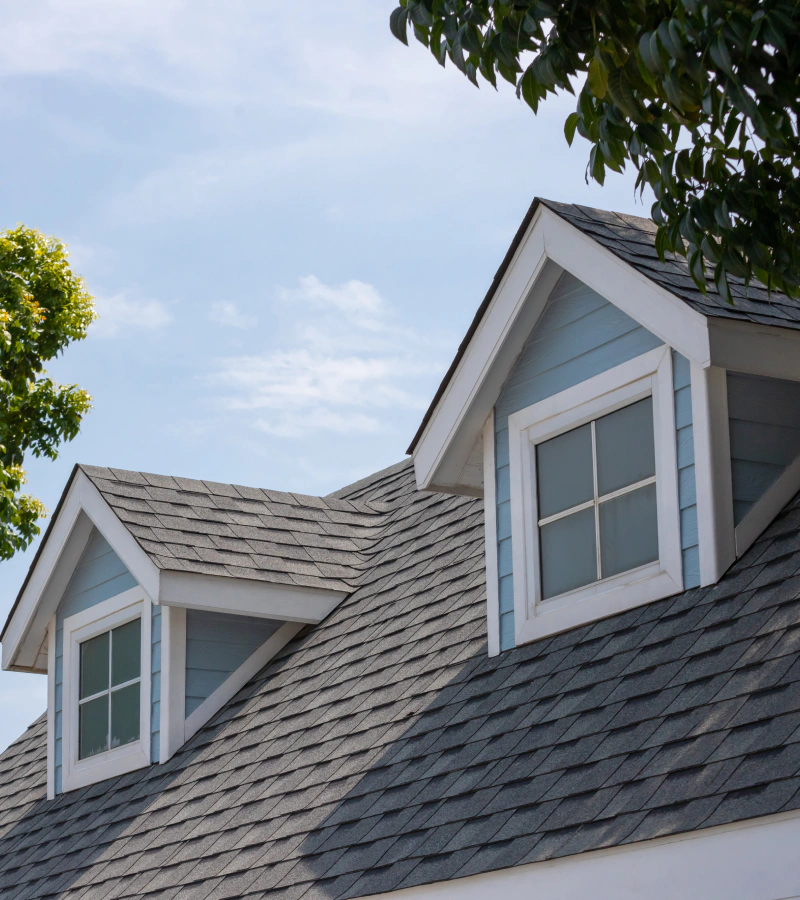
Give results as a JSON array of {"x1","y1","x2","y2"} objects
[{"x1": 0, "y1": 1, "x2": 652, "y2": 751}]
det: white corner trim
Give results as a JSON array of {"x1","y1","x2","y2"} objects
[
  {"x1": 46, "y1": 615, "x2": 56, "y2": 801},
  {"x1": 158, "y1": 570, "x2": 346, "y2": 624},
  {"x1": 159, "y1": 605, "x2": 186, "y2": 764},
  {"x1": 736, "y1": 450, "x2": 800, "y2": 558},
  {"x1": 61, "y1": 587, "x2": 152, "y2": 793},
  {"x1": 691, "y1": 364, "x2": 736, "y2": 584},
  {"x1": 184, "y1": 620, "x2": 304, "y2": 744},
  {"x1": 709, "y1": 317, "x2": 800, "y2": 382},
  {"x1": 482, "y1": 411, "x2": 500, "y2": 658},
  {"x1": 3, "y1": 470, "x2": 160, "y2": 673},
  {"x1": 509, "y1": 346, "x2": 683, "y2": 644},
  {"x1": 350, "y1": 808, "x2": 800, "y2": 900}
]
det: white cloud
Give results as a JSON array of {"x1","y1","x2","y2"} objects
[
  {"x1": 91, "y1": 292, "x2": 172, "y2": 338},
  {"x1": 212, "y1": 276, "x2": 449, "y2": 438},
  {"x1": 208, "y1": 301, "x2": 255, "y2": 330}
]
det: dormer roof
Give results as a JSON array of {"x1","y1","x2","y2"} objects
[
  {"x1": 1, "y1": 465, "x2": 391, "y2": 673},
  {"x1": 409, "y1": 197, "x2": 800, "y2": 498}
]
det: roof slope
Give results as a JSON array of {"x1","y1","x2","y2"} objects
[
  {"x1": 3, "y1": 461, "x2": 800, "y2": 899},
  {"x1": 80, "y1": 465, "x2": 391, "y2": 594},
  {"x1": 408, "y1": 196, "x2": 800, "y2": 453}
]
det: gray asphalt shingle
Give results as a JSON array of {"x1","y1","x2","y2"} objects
[{"x1": 2, "y1": 461, "x2": 800, "y2": 898}]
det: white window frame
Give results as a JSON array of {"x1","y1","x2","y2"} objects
[
  {"x1": 508, "y1": 346, "x2": 683, "y2": 645},
  {"x1": 61, "y1": 586, "x2": 151, "y2": 792}
]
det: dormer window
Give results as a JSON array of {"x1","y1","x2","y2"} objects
[
  {"x1": 78, "y1": 617, "x2": 141, "y2": 760},
  {"x1": 508, "y1": 346, "x2": 683, "y2": 643},
  {"x1": 61, "y1": 587, "x2": 152, "y2": 792},
  {"x1": 537, "y1": 397, "x2": 658, "y2": 600}
]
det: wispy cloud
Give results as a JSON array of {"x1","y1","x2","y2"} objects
[
  {"x1": 208, "y1": 301, "x2": 255, "y2": 330},
  {"x1": 91, "y1": 292, "x2": 172, "y2": 338},
  {"x1": 212, "y1": 276, "x2": 449, "y2": 438}
]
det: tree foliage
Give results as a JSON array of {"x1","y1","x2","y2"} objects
[
  {"x1": 390, "y1": 0, "x2": 800, "y2": 302},
  {"x1": 0, "y1": 226, "x2": 95, "y2": 560}
]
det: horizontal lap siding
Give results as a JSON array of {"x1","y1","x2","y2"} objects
[
  {"x1": 54, "y1": 529, "x2": 138, "y2": 794},
  {"x1": 673, "y1": 351, "x2": 699, "y2": 587},
  {"x1": 185, "y1": 610, "x2": 281, "y2": 717},
  {"x1": 494, "y1": 272, "x2": 664, "y2": 651},
  {"x1": 728, "y1": 372, "x2": 800, "y2": 525}
]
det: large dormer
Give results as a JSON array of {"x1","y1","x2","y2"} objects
[
  {"x1": 1, "y1": 466, "x2": 385, "y2": 796},
  {"x1": 409, "y1": 199, "x2": 800, "y2": 655}
]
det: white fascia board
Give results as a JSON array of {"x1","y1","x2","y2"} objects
[
  {"x1": 352, "y1": 809, "x2": 800, "y2": 900},
  {"x1": 709, "y1": 317, "x2": 800, "y2": 382},
  {"x1": 412, "y1": 206, "x2": 711, "y2": 495},
  {"x1": 158, "y1": 570, "x2": 346, "y2": 624},
  {"x1": 183, "y1": 620, "x2": 303, "y2": 745},
  {"x1": 2, "y1": 471, "x2": 160, "y2": 673},
  {"x1": 413, "y1": 206, "x2": 560, "y2": 492}
]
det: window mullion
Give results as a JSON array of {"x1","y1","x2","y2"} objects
[{"x1": 591, "y1": 420, "x2": 601, "y2": 581}]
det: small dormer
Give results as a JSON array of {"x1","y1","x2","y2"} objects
[
  {"x1": 410, "y1": 198, "x2": 800, "y2": 655},
  {"x1": 1, "y1": 466, "x2": 381, "y2": 796}
]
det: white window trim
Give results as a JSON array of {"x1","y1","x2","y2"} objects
[
  {"x1": 508, "y1": 346, "x2": 683, "y2": 645},
  {"x1": 61, "y1": 586, "x2": 151, "y2": 793}
]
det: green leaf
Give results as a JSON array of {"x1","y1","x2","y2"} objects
[
  {"x1": 587, "y1": 57, "x2": 608, "y2": 100},
  {"x1": 564, "y1": 112, "x2": 580, "y2": 146},
  {"x1": 389, "y1": 6, "x2": 410, "y2": 45}
]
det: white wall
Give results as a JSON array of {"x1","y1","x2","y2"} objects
[{"x1": 357, "y1": 810, "x2": 800, "y2": 900}]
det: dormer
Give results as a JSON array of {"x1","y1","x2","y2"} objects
[
  {"x1": 1, "y1": 465, "x2": 382, "y2": 796},
  {"x1": 409, "y1": 198, "x2": 800, "y2": 655}
]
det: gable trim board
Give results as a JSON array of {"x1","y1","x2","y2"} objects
[
  {"x1": 2, "y1": 469, "x2": 159, "y2": 673},
  {"x1": 410, "y1": 204, "x2": 710, "y2": 495},
  {"x1": 349, "y1": 808, "x2": 800, "y2": 900}
]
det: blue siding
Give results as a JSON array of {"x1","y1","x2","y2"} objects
[
  {"x1": 54, "y1": 529, "x2": 138, "y2": 793},
  {"x1": 493, "y1": 272, "x2": 664, "y2": 651},
  {"x1": 673, "y1": 351, "x2": 699, "y2": 588},
  {"x1": 185, "y1": 610, "x2": 280, "y2": 717},
  {"x1": 728, "y1": 372, "x2": 800, "y2": 524}
]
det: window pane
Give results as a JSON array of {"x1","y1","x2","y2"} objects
[
  {"x1": 80, "y1": 632, "x2": 109, "y2": 699},
  {"x1": 536, "y1": 423, "x2": 594, "y2": 519},
  {"x1": 540, "y1": 506, "x2": 597, "y2": 600},
  {"x1": 111, "y1": 618, "x2": 141, "y2": 686},
  {"x1": 600, "y1": 482, "x2": 659, "y2": 578},
  {"x1": 110, "y1": 683, "x2": 140, "y2": 748},
  {"x1": 79, "y1": 695, "x2": 109, "y2": 759},
  {"x1": 596, "y1": 397, "x2": 655, "y2": 496}
]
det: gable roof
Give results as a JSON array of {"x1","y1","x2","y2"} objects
[
  {"x1": 78, "y1": 465, "x2": 390, "y2": 594},
  {"x1": 407, "y1": 197, "x2": 800, "y2": 454},
  {"x1": 3, "y1": 460, "x2": 800, "y2": 899}
]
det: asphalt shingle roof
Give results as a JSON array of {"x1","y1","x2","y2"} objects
[
  {"x1": 3, "y1": 460, "x2": 800, "y2": 898},
  {"x1": 408, "y1": 197, "x2": 800, "y2": 453},
  {"x1": 80, "y1": 465, "x2": 391, "y2": 593}
]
